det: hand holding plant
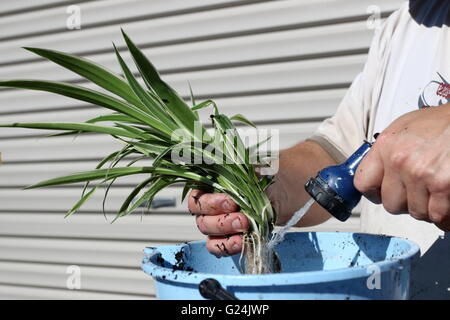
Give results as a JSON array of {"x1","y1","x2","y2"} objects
[{"x1": 188, "y1": 189, "x2": 249, "y2": 257}]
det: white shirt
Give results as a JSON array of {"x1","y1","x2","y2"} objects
[{"x1": 310, "y1": 1, "x2": 450, "y2": 299}]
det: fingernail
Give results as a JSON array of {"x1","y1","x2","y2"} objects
[
  {"x1": 232, "y1": 218, "x2": 242, "y2": 231},
  {"x1": 232, "y1": 243, "x2": 240, "y2": 252},
  {"x1": 222, "y1": 200, "x2": 233, "y2": 212}
]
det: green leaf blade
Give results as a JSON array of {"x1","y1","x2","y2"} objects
[
  {"x1": 0, "y1": 122, "x2": 143, "y2": 139},
  {"x1": 26, "y1": 167, "x2": 154, "y2": 189},
  {"x1": 230, "y1": 114, "x2": 256, "y2": 128},
  {"x1": 24, "y1": 47, "x2": 142, "y2": 107}
]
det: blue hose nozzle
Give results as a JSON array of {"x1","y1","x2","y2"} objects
[{"x1": 305, "y1": 141, "x2": 373, "y2": 221}]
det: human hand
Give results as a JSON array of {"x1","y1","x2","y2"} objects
[
  {"x1": 354, "y1": 105, "x2": 450, "y2": 231},
  {"x1": 188, "y1": 189, "x2": 249, "y2": 257}
]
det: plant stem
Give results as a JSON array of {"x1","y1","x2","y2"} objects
[
  {"x1": 243, "y1": 231, "x2": 280, "y2": 274},
  {"x1": 241, "y1": 201, "x2": 280, "y2": 274}
]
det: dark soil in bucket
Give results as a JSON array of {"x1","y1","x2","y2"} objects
[
  {"x1": 173, "y1": 248, "x2": 194, "y2": 272},
  {"x1": 152, "y1": 245, "x2": 196, "y2": 273}
]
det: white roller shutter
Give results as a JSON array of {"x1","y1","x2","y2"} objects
[{"x1": 0, "y1": 0, "x2": 405, "y2": 299}]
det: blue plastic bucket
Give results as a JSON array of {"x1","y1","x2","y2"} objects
[{"x1": 141, "y1": 232, "x2": 420, "y2": 300}]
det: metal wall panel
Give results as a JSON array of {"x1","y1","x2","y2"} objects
[{"x1": 0, "y1": 0, "x2": 405, "y2": 299}]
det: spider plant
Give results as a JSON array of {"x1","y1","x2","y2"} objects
[{"x1": 0, "y1": 30, "x2": 279, "y2": 274}]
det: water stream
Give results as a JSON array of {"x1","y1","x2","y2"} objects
[{"x1": 267, "y1": 198, "x2": 315, "y2": 250}]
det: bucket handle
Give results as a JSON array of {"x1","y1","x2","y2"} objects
[{"x1": 199, "y1": 278, "x2": 239, "y2": 300}]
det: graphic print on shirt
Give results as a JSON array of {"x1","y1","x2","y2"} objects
[{"x1": 418, "y1": 72, "x2": 450, "y2": 109}]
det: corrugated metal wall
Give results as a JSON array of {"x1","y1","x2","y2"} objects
[{"x1": 0, "y1": 0, "x2": 404, "y2": 299}]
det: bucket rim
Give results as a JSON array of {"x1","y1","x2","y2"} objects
[{"x1": 141, "y1": 232, "x2": 420, "y2": 286}]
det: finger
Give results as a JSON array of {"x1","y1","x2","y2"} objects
[
  {"x1": 428, "y1": 192, "x2": 450, "y2": 231},
  {"x1": 188, "y1": 189, "x2": 238, "y2": 215},
  {"x1": 196, "y1": 212, "x2": 249, "y2": 236},
  {"x1": 361, "y1": 186, "x2": 382, "y2": 205},
  {"x1": 354, "y1": 147, "x2": 384, "y2": 204},
  {"x1": 206, "y1": 234, "x2": 243, "y2": 257},
  {"x1": 380, "y1": 171, "x2": 408, "y2": 215},
  {"x1": 404, "y1": 179, "x2": 430, "y2": 220}
]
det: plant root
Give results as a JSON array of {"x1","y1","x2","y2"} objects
[{"x1": 242, "y1": 232, "x2": 281, "y2": 274}]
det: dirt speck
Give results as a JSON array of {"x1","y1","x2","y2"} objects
[
  {"x1": 156, "y1": 253, "x2": 165, "y2": 266},
  {"x1": 172, "y1": 247, "x2": 195, "y2": 272}
]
